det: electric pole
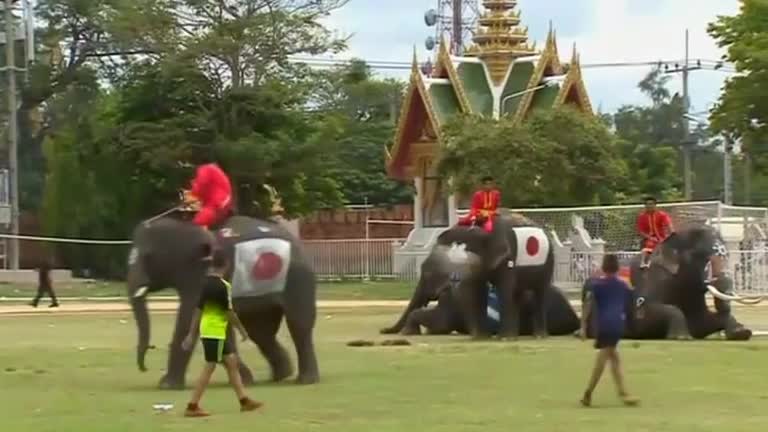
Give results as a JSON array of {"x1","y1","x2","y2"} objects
[
  {"x1": 723, "y1": 136, "x2": 733, "y2": 205},
  {"x1": 664, "y1": 29, "x2": 701, "y2": 201},
  {"x1": 682, "y1": 29, "x2": 692, "y2": 200},
  {"x1": 3, "y1": 0, "x2": 19, "y2": 269}
]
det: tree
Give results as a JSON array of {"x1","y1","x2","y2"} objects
[
  {"x1": 316, "y1": 60, "x2": 412, "y2": 206},
  {"x1": 708, "y1": 0, "x2": 768, "y2": 170},
  {"x1": 438, "y1": 107, "x2": 629, "y2": 207},
  {"x1": 602, "y1": 67, "x2": 688, "y2": 201},
  {"x1": 39, "y1": 1, "x2": 354, "y2": 276}
]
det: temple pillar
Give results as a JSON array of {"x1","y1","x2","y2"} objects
[
  {"x1": 413, "y1": 176, "x2": 424, "y2": 228},
  {"x1": 448, "y1": 192, "x2": 458, "y2": 226}
]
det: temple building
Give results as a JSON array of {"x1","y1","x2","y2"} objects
[{"x1": 386, "y1": 0, "x2": 593, "y2": 271}]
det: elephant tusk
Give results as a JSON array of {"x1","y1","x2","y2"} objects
[
  {"x1": 706, "y1": 284, "x2": 766, "y2": 305},
  {"x1": 706, "y1": 284, "x2": 742, "y2": 302},
  {"x1": 133, "y1": 286, "x2": 149, "y2": 299},
  {"x1": 736, "y1": 297, "x2": 765, "y2": 305}
]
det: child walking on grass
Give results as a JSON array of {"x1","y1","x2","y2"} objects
[
  {"x1": 181, "y1": 250, "x2": 262, "y2": 417},
  {"x1": 580, "y1": 254, "x2": 639, "y2": 407}
]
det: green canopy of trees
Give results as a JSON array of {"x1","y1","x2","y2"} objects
[{"x1": 7, "y1": 0, "x2": 766, "y2": 275}]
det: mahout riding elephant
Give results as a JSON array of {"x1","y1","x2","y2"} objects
[
  {"x1": 128, "y1": 214, "x2": 319, "y2": 389},
  {"x1": 582, "y1": 225, "x2": 764, "y2": 341},
  {"x1": 388, "y1": 214, "x2": 557, "y2": 339}
]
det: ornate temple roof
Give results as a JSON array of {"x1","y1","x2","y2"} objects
[{"x1": 385, "y1": 1, "x2": 593, "y2": 180}]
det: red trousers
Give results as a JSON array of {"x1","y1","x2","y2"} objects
[
  {"x1": 642, "y1": 238, "x2": 660, "y2": 253},
  {"x1": 458, "y1": 215, "x2": 494, "y2": 233}
]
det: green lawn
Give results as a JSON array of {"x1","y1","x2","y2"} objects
[
  {"x1": 0, "y1": 280, "x2": 415, "y2": 301},
  {"x1": 2, "y1": 309, "x2": 768, "y2": 431}
]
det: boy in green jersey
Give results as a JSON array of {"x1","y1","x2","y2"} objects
[{"x1": 182, "y1": 250, "x2": 262, "y2": 417}]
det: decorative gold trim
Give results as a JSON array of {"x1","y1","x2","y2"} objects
[
  {"x1": 545, "y1": 24, "x2": 563, "y2": 74},
  {"x1": 513, "y1": 40, "x2": 558, "y2": 123},
  {"x1": 386, "y1": 49, "x2": 443, "y2": 177},
  {"x1": 554, "y1": 45, "x2": 593, "y2": 114},
  {"x1": 434, "y1": 38, "x2": 473, "y2": 114}
]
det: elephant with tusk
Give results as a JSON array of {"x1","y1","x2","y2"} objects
[{"x1": 582, "y1": 225, "x2": 760, "y2": 341}]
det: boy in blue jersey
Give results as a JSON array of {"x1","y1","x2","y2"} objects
[{"x1": 580, "y1": 254, "x2": 639, "y2": 407}]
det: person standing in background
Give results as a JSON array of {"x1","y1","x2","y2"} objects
[{"x1": 30, "y1": 257, "x2": 58, "y2": 308}]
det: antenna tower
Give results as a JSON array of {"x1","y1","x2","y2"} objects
[{"x1": 424, "y1": 0, "x2": 480, "y2": 56}]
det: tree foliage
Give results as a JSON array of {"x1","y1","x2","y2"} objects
[
  {"x1": 37, "y1": 1, "x2": 353, "y2": 276},
  {"x1": 317, "y1": 60, "x2": 412, "y2": 206},
  {"x1": 707, "y1": 0, "x2": 768, "y2": 169},
  {"x1": 438, "y1": 107, "x2": 630, "y2": 207},
  {"x1": 600, "y1": 66, "x2": 689, "y2": 201}
]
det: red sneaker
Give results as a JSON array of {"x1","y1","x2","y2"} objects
[
  {"x1": 184, "y1": 404, "x2": 210, "y2": 418},
  {"x1": 240, "y1": 398, "x2": 263, "y2": 412}
]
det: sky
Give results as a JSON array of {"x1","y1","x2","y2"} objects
[{"x1": 321, "y1": 0, "x2": 741, "y2": 115}]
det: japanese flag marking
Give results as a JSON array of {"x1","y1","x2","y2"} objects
[{"x1": 512, "y1": 227, "x2": 550, "y2": 267}]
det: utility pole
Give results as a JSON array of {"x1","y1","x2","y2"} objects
[
  {"x1": 682, "y1": 29, "x2": 692, "y2": 200},
  {"x1": 3, "y1": 0, "x2": 19, "y2": 269},
  {"x1": 723, "y1": 136, "x2": 733, "y2": 205},
  {"x1": 664, "y1": 29, "x2": 701, "y2": 201},
  {"x1": 744, "y1": 152, "x2": 751, "y2": 205}
]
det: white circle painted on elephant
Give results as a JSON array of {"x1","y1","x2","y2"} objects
[{"x1": 128, "y1": 247, "x2": 139, "y2": 266}]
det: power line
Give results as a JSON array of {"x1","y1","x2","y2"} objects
[{"x1": 287, "y1": 56, "x2": 739, "y2": 74}]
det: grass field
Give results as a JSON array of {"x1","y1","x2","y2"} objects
[
  {"x1": 0, "y1": 280, "x2": 415, "y2": 301},
  {"x1": 2, "y1": 308, "x2": 768, "y2": 431}
]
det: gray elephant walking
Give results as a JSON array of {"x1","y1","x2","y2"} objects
[{"x1": 127, "y1": 215, "x2": 319, "y2": 389}]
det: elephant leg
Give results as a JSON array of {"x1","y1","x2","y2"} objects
[
  {"x1": 531, "y1": 288, "x2": 550, "y2": 339},
  {"x1": 495, "y1": 281, "x2": 519, "y2": 339},
  {"x1": 243, "y1": 305, "x2": 294, "y2": 382},
  {"x1": 400, "y1": 309, "x2": 424, "y2": 335},
  {"x1": 459, "y1": 283, "x2": 491, "y2": 339},
  {"x1": 409, "y1": 307, "x2": 455, "y2": 335},
  {"x1": 283, "y1": 269, "x2": 319, "y2": 385},
  {"x1": 225, "y1": 325, "x2": 256, "y2": 386},
  {"x1": 722, "y1": 313, "x2": 752, "y2": 341},
  {"x1": 686, "y1": 311, "x2": 726, "y2": 340},
  {"x1": 284, "y1": 314, "x2": 319, "y2": 385},
  {"x1": 159, "y1": 293, "x2": 197, "y2": 390},
  {"x1": 662, "y1": 305, "x2": 690, "y2": 340}
]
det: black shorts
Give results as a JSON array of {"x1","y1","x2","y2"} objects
[
  {"x1": 201, "y1": 338, "x2": 233, "y2": 363},
  {"x1": 594, "y1": 333, "x2": 622, "y2": 349}
]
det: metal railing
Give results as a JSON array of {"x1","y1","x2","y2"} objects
[{"x1": 302, "y1": 238, "x2": 768, "y2": 295}]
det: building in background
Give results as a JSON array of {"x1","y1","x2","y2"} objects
[{"x1": 386, "y1": 0, "x2": 594, "y2": 272}]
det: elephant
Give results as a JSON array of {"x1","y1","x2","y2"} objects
[
  {"x1": 386, "y1": 214, "x2": 558, "y2": 339},
  {"x1": 581, "y1": 225, "x2": 764, "y2": 341},
  {"x1": 380, "y1": 271, "x2": 579, "y2": 336},
  {"x1": 127, "y1": 214, "x2": 319, "y2": 389}
]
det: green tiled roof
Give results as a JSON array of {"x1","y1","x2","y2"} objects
[
  {"x1": 456, "y1": 62, "x2": 493, "y2": 116},
  {"x1": 529, "y1": 84, "x2": 560, "y2": 112},
  {"x1": 500, "y1": 60, "x2": 535, "y2": 115},
  {"x1": 428, "y1": 83, "x2": 460, "y2": 124}
]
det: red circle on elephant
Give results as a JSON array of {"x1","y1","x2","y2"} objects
[
  {"x1": 252, "y1": 252, "x2": 283, "y2": 280},
  {"x1": 526, "y1": 236, "x2": 540, "y2": 256}
]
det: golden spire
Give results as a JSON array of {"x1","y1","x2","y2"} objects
[{"x1": 464, "y1": 0, "x2": 537, "y2": 85}]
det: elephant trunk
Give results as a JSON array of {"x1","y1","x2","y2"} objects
[{"x1": 130, "y1": 294, "x2": 151, "y2": 372}]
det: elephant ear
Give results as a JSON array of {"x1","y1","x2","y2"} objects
[{"x1": 653, "y1": 242, "x2": 681, "y2": 275}]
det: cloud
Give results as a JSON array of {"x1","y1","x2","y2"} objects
[{"x1": 322, "y1": 0, "x2": 741, "y2": 113}]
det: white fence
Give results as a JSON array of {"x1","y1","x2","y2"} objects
[{"x1": 302, "y1": 238, "x2": 768, "y2": 295}]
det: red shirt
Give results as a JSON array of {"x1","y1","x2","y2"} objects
[
  {"x1": 190, "y1": 163, "x2": 232, "y2": 208},
  {"x1": 469, "y1": 189, "x2": 501, "y2": 218},
  {"x1": 636, "y1": 210, "x2": 673, "y2": 240}
]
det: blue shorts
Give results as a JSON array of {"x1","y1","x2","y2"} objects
[{"x1": 594, "y1": 333, "x2": 621, "y2": 349}]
